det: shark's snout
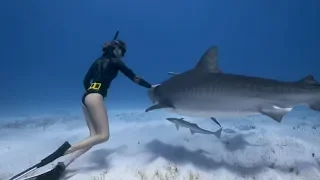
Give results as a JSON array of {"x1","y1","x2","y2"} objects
[{"x1": 148, "y1": 84, "x2": 161, "y2": 104}]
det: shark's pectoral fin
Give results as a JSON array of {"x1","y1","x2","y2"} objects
[
  {"x1": 258, "y1": 105, "x2": 292, "y2": 123},
  {"x1": 175, "y1": 124, "x2": 180, "y2": 130},
  {"x1": 210, "y1": 117, "x2": 222, "y2": 128},
  {"x1": 145, "y1": 103, "x2": 173, "y2": 112}
]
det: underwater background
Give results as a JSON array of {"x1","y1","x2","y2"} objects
[
  {"x1": 1, "y1": 1, "x2": 320, "y2": 180},
  {"x1": 1, "y1": 0, "x2": 319, "y2": 116}
]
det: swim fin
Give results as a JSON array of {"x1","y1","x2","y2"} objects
[
  {"x1": 8, "y1": 141, "x2": 71, "y2": 180},
  {"x1": 21, "y1": 162, "x2": 66, "y2": 180}
]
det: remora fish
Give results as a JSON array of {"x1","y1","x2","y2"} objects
[
  {"x1": 168, "y1": 72, "x2": 179, "y2": 76},
  {"x1": 146, "y1": 46, "x2": 320, "y2": 123},
  {"x1": 166, "y1": 117, "x2": 222, "y2": 138}
]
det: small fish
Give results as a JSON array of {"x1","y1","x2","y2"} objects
[{"x1": 166, "y1": 117, "x2": 222, "y2": 139}]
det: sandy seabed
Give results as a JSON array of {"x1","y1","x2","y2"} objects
[{"x1": 1, "y1": 108, "x2": 320, "y2": 180}]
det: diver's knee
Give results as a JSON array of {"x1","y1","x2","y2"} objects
[{"x1": 98, "y1": 133, "x2": 110, "y2": 143}]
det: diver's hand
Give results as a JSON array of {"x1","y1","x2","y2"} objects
[{"x1": 151, "y1": 84, "x2": 160, "y2": 88}]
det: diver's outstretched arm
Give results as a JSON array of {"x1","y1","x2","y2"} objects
[{"x1": 116, "y1": 60, "x2": 152, "y2": 88}]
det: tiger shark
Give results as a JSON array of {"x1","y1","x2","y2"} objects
[{"x1": 145, "y1": 46, "x2": 320, "y2": 123}]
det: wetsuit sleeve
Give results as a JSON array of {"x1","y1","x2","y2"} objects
[
  {"x1": 83, "y1": 62, "x2": 96, "y2": 90},
  {"x1": 116, "y1": 60, "x2": 152, "y2": 88}
]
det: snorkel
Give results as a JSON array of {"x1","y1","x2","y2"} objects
[
  {"x1": 102, "y1": 30, "x2": 126, "y2": 57},
  {"x1": 112, "y1": 30, "x2": 119, "y2": 41},
  {"x1": 102, "y1": 30, "x2": 119, "y2": 52}
]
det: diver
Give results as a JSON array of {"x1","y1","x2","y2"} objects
[{"x1": 61, "y1": 39, "x2": 153, "y2": 168}]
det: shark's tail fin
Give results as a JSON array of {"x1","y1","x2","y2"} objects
[{"x1": 213, "y1": 128, "x2": 222, "y2": 139}]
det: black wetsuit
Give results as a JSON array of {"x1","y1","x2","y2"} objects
[{"x1": 81, "y1": 53, "x2": 152, "y2": 104}]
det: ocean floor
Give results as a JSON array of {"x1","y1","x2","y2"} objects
[{"x1": 1, "y1": 108, "x2": 320, "y2": 180}]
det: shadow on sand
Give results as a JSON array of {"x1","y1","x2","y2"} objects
[
  {"x1": 61, "y1": 145, "x2": 127, "y2": 179},
  {"x1": 221, "y1": 133, "x2": 266, "y2": 152},
  {"x1": 144, "y1": 139, "x2": 265, "y2": 175},
  {"x1": 144, "y1": 138, "x2": 319, "y2": 176}
]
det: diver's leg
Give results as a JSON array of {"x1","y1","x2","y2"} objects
[
  {"x1": 64, "y1": 147, "x2": 92, "y2": 167},
  {"x1": 82, "y1": 102, "x2": 97, "y2": 136},
  {"x1": 64, "y1": 93, "x2": 110, "y2": 155},
  {"x1": 63, "y1": 102, "x2": 98, "y2": 167}
]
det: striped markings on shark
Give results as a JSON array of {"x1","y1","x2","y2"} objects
[
  {"x1": 146, "y1": 46, "x2": 320, "y2": 123},
  {"x1": 165, "y1": 117, "x2": 222, "y2": 139}
]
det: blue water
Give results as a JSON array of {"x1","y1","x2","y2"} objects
[{"x1": 0, "y1": 0, "x2": 319, "y2": 117}]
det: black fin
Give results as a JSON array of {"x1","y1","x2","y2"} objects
[{"x1": 34, "y1": 162, "x2": 65, "y2": 180}]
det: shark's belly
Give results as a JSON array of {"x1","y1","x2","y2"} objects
[
  {"x1": 171, "y1": 95, "x2": 262, "y2": 118},
  {"x1": 171, "y1": 107, "x2": 260, "y2": 118},
  {"x1": 159, "y1": 75, "x2": 320, "y2": 118}
]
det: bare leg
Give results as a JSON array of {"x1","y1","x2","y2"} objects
[
  {"x1": 64, "y1": 93, "x2": 110, "y2": 155},
  {"x1": 63, "y1": 102, "x2": 98, "y2": 167},
  {"x1": 64, "y1": 147, "x2": 92, "y2": 167},
  {"x1": 82, "y1": 102, "x2": 98, "y2": 136}
]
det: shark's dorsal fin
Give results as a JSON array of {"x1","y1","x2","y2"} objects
[
  {"x1": 194, "y1": 46, "x2": 222, "y2": 73},
  {"x1": 298, "y1": 75, "x2": 319, "y2": 85}
]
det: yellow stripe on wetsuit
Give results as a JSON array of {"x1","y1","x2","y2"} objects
[{"x1": 88, "y1": 82, "x2": 101, "y2": 90}]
